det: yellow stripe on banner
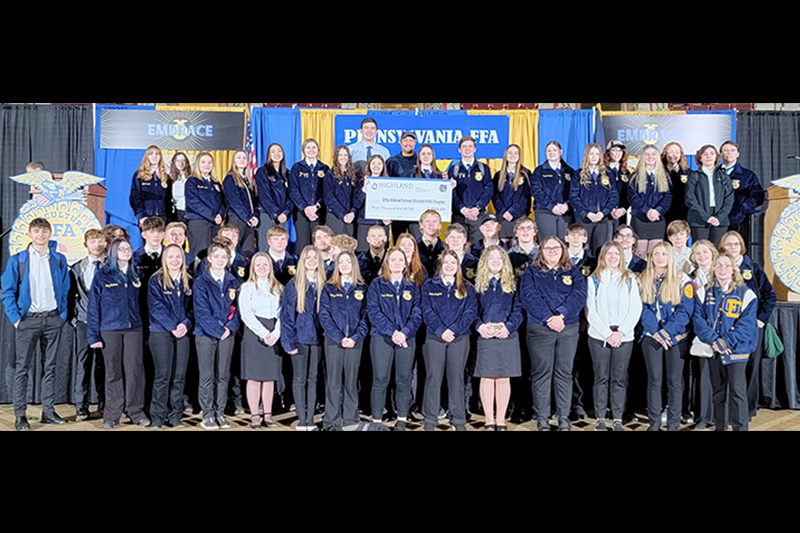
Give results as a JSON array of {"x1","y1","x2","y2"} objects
[{"x1": 300, "y1": 108, "x2": 366, "y2": 166}]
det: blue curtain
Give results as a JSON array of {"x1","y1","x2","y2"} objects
[
  {"x1": 94, "y1": 104, "x2": 151, "y2": 249},
  {"x1": 537, "y1": 110, "x2": 594, "y2": 169},
  {"x1": 251, "y1": 107, "x2": 302, "y2": 166}
]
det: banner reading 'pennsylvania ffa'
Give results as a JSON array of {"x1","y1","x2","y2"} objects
[
  {"x1": 99, "y1": 108, "x2": 246, "y2": 151},
  {"x1": 602, "y1": 112, "x2": 735, "y2": 156},
  {"x1": 335, "y1": 111, "x2": 510, "y2": 160}
]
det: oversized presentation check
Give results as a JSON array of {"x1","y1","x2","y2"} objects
[{"x1": 364, "y1": 177, "x2": 453, "y2": 223}]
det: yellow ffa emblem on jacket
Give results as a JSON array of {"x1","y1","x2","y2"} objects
[
  {"x1": 162, "y1": 180, "x2": 168, "y2": 189},
  {"x1": 132, "y1": 279, "x2": 141, "y2": 288},
  {"x1": 288, "y1": 266, "x2": 297, "y2": 276},
  {"x1": 732, "y1": 179, "x2": 740, "y2": 189},
  {"x1": 402, "y1": 290, "x2": 412, "y2": 301},
  {"x1": 475, "y1": 172, "x2": 483, "y2": 182},
  {"x1": 318, "y1": 171, "x2": 325, "y2": 179},
  {"x1": 724, "y1": 296, "x2": 742, "y2": 318},
  {"x1": 581, "y1": 266, "x2": 591, "y2": 277},
  {"x1": 562, "y1": 275, "x2": 572, "y2": 286},
  {"x1": 354, "y1": 290, "x2": 364, "y2": 301},
  {"x1": 742, "y1": 269, "x2": 753, "y2": 281},
  {"x1": 466, "y1": 268, "x2": 475, "y2": 280},
  {"x1": 601, "y1": 176, "x2": 610, "y2": 187},
  {"x1": 238, "y1": 267, "x2": 246, "y2": 278},
  {"x1": 681, "y1": 174, "x2": 688, "y2": 184},
  {"x1": 684, "y1": 284, "x2": 694, "y2": 299},
  {"x1": 229, "y1": 289, "x2": 237, "y2": 301}
]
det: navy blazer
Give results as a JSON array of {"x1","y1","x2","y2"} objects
[
  {"x1": 222, "y1": 174, "x2": 257, "y2": 223},
  {"x1": 86, "y1": 263, "x2": 142, "y2": 346},
  {"x1": 280, "y1": 277, "x2": 323, "y2": 352},
  {"x1": 727, "y1": 163, "x2": 765, "y2": 224},
  {"x1": 323, "y1": 170, "x2": 358, "y2": 219},
  {"x1": 739, "y1": 255, "x2": 776, "y2": 324},
  {"x1": 420, "y1": 278, "x2": 478, "y2": 338},
  {"x1": 254, "y1": 165, "x2": 292, "y2": 222},
  {"x1": 531, "y1": 161, "x2": 573, "y2": 213},
  {"x1": 628, "y1": 174, "x2": 672, "y2": 220},
  {"x1": 366, "y1": 277, "x2": 422, "y2": 339},
  {"x1": 446, "y1": 160, "x2": 493, "y2": 213},
  {"x1": 192, "y1": 268, "x2": 240, "y2": 339},
  {"x1": 475, "y1": 280, "x2": 523, "y2": 334},
  {"x1": 318, "y1": 281, "x2": 369, "y2": 344},
  {"x1": 130, "y1": 171, "x2": 170, "y2": 221},
  {"x1": 185, "y1": 176, "x2": 225, "y2": 222},
  {"x1": 148, "y1": 272, "x2": 193, "y2": 334},
  {"x1": 570, "y1": 168, "x2": 619, "y2": 221},
  {"x1": 492, "y1": 167, "x2": 531, "y2": 220},
  {"x1": 685, "y1": 167, "x2": 734, "y2": 227},
  {"x1": 519, "y1": 264, "x2": 586, "y2": 326},
  {"x1": 289, "y1": 160, "x2": 329, "y2": 212}
]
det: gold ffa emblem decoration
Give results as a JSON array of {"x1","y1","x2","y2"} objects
[
  {"x1": 601, "y1": 176, "x2": 610, "y2": 187},
  {"x1": 681, "y1": 174, "x2": 688, "y2": 184},
  {"x1": 354, "y1": 290, "x2": 364, "y2": 301},
  {"x1": 455, "y1": 290, "x2": 464, "y2": 300},
  {"x1": 229, "y1": 289, "x2": 237, "y2": 300},
  {"x1": 582, "y1": 266, "x2": 591, "y2": 277},
  {"x1": 288, "y1": 266, "x2": 297, "y2": 276},
  {"x1": 132, "y1": 279, "x2": 142, "y2": 288},
  {"x1": 238, "y1": 267, "x2": 246, "y2": 278},
  {"x1": 562, "y1": 275, "x2": 573, "y2": 286},
  {"x1": 402, "y1": 290, "x2": 412, "y2": 301},
  {"x1": 162, "y1": 180, "x2": 168, "y2": 189},
  {"x1": 317, "y1": 171, "x2": 325, "y2": 179},
  {"x1": 684, "y1": 283, "x2": 694, "y2": 299},
  {"x1": 742, "y1": 269, "x2": 753, "y2": 281},
  {"x1": 732, "y1": 180, "x2": 741, "y2": 190},
  {"x1": 466, "y1": 268, "x2": 476, "y2": 280},
  {"x1": 475, "y1": 172, "x2": 483, "y2": 182}
]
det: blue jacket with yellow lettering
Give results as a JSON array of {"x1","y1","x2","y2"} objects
[
  {"x1": 640, "y1": 274, "x2": 694, "y2": 347},
  {"x1": 289, "y1": 160, "x2": 329, "y2": 212},
  {"x1": 446, "y1": 160, "x2": 493, "y2": 213},
  {"x1": 693, "y1": 282, "x2": 758, "y2": 363},
  {"x1": 130, "y1": 171, "x2": 171, "y2": 222},
  {"x1": 185, "y1": 175, "x2": 225, "y2": 222},
  {"x1": 148, "y1": 271, "x2": 193, "y2": 335},
  {"x1": 570, "y1": 168, "x2": 620, "y2": 221},
  {"x1": 319, "y1": 281, "x2": 369, "y2": 344},
  {"x1": 86, "y1": 263, "x2": 142, "y2": 346},
  {"x1": 420, "y1": 278, "x2": 478, "y2": 338},
  {"x1": 366, "y1": 276, "x2": 422, "y2": 339},
  {"x1": 475, "y1": 279, "x2": 523, "y2": 334}
]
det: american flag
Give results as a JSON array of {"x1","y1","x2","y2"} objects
[{"x1": 245, "y1": 107, "x2": 258, "y2": 188}]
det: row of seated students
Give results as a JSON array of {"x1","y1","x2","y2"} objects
[{"x1": 2, "y1": 201, "x2": 775, "y2": 431}]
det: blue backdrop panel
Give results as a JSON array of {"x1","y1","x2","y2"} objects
[{"x1": 537, "y1": 110, "x2": 594, "y2": 169}]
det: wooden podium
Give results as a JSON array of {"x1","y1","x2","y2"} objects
[{"x1": 764, "y1": 184, "x2": 800, "y2": 302}]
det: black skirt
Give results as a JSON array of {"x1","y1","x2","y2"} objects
[
  {"x1": 241, "y1": 316, "x2": 281, "y2": 381},
  {"x1": 474, "y1": 331, "x2": 522, "y2": 378}
]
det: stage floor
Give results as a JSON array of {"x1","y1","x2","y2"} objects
[{"x1": 2, "y1": 403, "x2": 799, "y2": 431}]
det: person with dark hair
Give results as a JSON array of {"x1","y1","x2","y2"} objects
[
  {"x1": 685, "y1": 144, "x2": 734, "y2": 247},
  {"x1": 720, "y1": 141, "x2": 765, "y2": 245},
  {"x1": 662, "y1": 142, "x2": 691, "y2": 223},
  {"x1": 387, "y1": 131, "x2": 418, "y2": 178},
  {"x1": 531, "y1": 141, "x2": 574, "y2": 243},
  {"x1": 324, "y1": 145, "x2": 359, "y2": 238},
  {"x1": 87, "y1": 237, "x2": 150, "y2": 429},
  {"x1": 169, "y1": 152, "x2": 192, "y2": 223},
  {"x1": 255, "y1": 143, "x2": 292, "y2": 250},
  {"x1": 2, "y1": 218, "x2": 70, "y2": 430},
  {"x1": 354, "y1": 154, "x2": 392, "y2": 252},
  {"x1": 519, "y1": 236, "x2": 586, "y2": 431},
  {"x1": 447, "y1": 136, "x2": 493, "y2": 243},
  {"x1": 289, "y1": 139, "x2": 329, "y2": 252},
  {"x1": 348, "y1": 117, "x2": 391, "y2": 173},
  {"x1": 605, "y1": 140, "x2": 631, "y2": 231},
  {"x1": 222, "y1": 150, "x2": 259, "y2": 257}
]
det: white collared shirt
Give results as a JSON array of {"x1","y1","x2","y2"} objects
[{"x1": 28, "y1": 246, "x2": 57, "y2": 313}]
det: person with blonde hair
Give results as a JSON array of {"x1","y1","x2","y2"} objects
[
  {"x1": 688, "y1": 239, "x2": 718, "y2": 429},
  {"x1": 280, "y1": 246, "x2": 326, "y2": 431},
  {"x1": 185, "y1": 152, "x2": 224, "y2": 255},
  {"x1": 289, "y1": 138, "x2": 329, "y2": 252},
  {"x1": 222, "y1": 150, "x2": 258, "y2": 257},
  {"x1": 585, "y1": 241, "x2": 642, "y2": 431},
  {"x1": 638, "y1": 241, "x2": 694, "y2": 431},
  {"x1": 628, "y1": 145, "x2": 672, "y2": 257},
  {"x1": 570, "y1": 143, "x2": 619, "y2": 256},
  {"x1": 493, "y1": 144, "x2": 531, "y2": 241},
  {"x1": 130, "y1": 145, "x2": 171, "y2": 227},
  {"x1": 473, "y1": 246, "x2": 522, "y2": 431},
  {"x1": 239, "y1": 252, "x2": 283, "y2": 429}
]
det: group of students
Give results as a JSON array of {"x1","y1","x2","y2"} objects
[{"x1": 1, "y1": 123, "x2": 774, "y2": 431}]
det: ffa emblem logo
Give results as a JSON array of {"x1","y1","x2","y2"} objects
[
  {"x1": 742, "y1": 269, "x2": 753, "y2": 281},
  {"x1": 318, "y1": 171, "x2": 325, "y2": 179},
  {"x1": 132, "y1": 279, "x2": 141, "y2": 288},
  {"x1": 475, "y1": 172, "x2": 483, "y2": 182},
  {"x1": 621, "y1": 175, "x2": 629, "y2": 183},
  {"x1": 562, "y1": 275, "x2": 572, "y2": 286},
  {"x1": 354, "y1": 290, "x2": 364, "y2": 301},
  {"x1": 238, "y1": 267, "x2": 246, "y2": 278},
  {"x1": 723, "y1": 296, "x2": 743, "y2": 318},
  {"x1": 466, "y1": 268, "x2": 475, "y2": 280},
  {"x1": 565, "y1": 173, "x2": 572, "y2": 181},
  {"x1": 402, "y1": 290, "x2": 412, "y2": 301},
  {"x1": 582, "y1": 266, "x2": 591, "y2": 277},
  {"x1": 684, "y1": 284, "x2": 694, "y2": 299},
  {"x1": 162, "y1": 181, "x2": 168, "y2": 189},
  {"x1": 732, "y1": 179, "x2": 741, "y2": 190},
  {"x1": 229, "y1": 289, "x2": 237, "y2": 300},
  {"x1": 455, "y1": 290, "x2": 464, "y2": 300},
  {"x1": 681, "y1": 174, "x2": 688, "y2": 184},
  {"x1": 601, "y1": 176, "x2": 610, "y2": 187},
  {"x1": 8, "y1": 171, "x2": 105, "y2": 264},
  {"x1": 288, "y1": 266, "x2": 297, "y2": 276}
]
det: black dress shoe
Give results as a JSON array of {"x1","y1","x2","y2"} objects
[
  {"x1": 15, "y1": 417, "x2": 30, "y2": 431},
  {"x1": 75, "y1": 407, "x2": 90, "y2": 422},
  {"x1": 42, "y1": 412, "x2": 67, "y2": 425}
]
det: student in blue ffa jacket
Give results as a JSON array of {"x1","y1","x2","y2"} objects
[
  {"x1": 638, "y1": 241, "x2": 695, "y2": 431},
  {"x1": 628, "y1": 145, "x2": 672, "y2": 256},
  {"x1": 605, "y1": 140, "x2": 631, "y2": 231},
  {"x1": 520, "y1": 236, "x2": 586, "y2": 431},
  {"x1": 324, "y1": 145, "x2": 359, "y2": 238},
  {"x1": 685, "y1": 144, "x2": 734, "y2": 247},
  {"x1": 718, "y1": 231, "x2": 776, "y2": 419},
  {"x1": 185, "y1": 152, "x2": 225, "y2": 256},
  {"x1": 366, "y1": 247, "x2": 423, "y2": 430},
  {"x1": 318, "y1": 250, "x2": 369, "y2": 430},
  {"x1": 289, "y1": 138, "x2": 329, "y2": 252},
  {"x1": 193, "y1": 239, "x2": 241, "y2": 430},
  {"x1": 473, "y1": 246, "x2": 522, "y2": 431},
  {"x1": 493, "y1": 144, "x2": 532, "y2": 241},
  {"x1": 417, "y1": 209, "x2": 445, "y2": 279},
  {"x1": 255, "y1": 143, "x2": 292, "y2": 251},
  {"x1": 354, "y1": 154, "x2": 392, "y2": 252},
  {"x1": 1, "y1": 218, "x2": 70, "y2": 430},
  {"x1": 720, "y1": 141, "x2": 765, "y2": 243},
  {"x1": 692, "y1": 253, "x2": 758, "y2": 431},
  {"x1": 87, "y1": 237, "x2": 150, "y2": 429},
  {"x1": 420, "y1": 249, "x2": 478, "y2": 431},
  {"x1": 447, "y1": 135, "x2": 493, "y2": 243},
  {"x1": 531, "y1": 141, "x2": 574, "y2": 244},
  {"x1": 281, "y1": 246, "x2": 326, "y2": 431},
  {"x1": 570, "y1": 143, "x2": 619, "y2": 257},
  {"x1": 614, "y1": 224, "x2": 647, "y2": 274},
  {"x1": 130, "y1": 145, "x2": 172, "y2": 227},
  {"x1": 147, "y1": 244, "x2": 193, "y2": 429},
  {"x1": 222, "y1": 150, "x2": 259, "y2": 258}
]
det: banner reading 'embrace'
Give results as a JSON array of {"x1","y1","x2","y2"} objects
[{"x1": 99, "y1": 108, "x2": 246, "y2": 151}]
